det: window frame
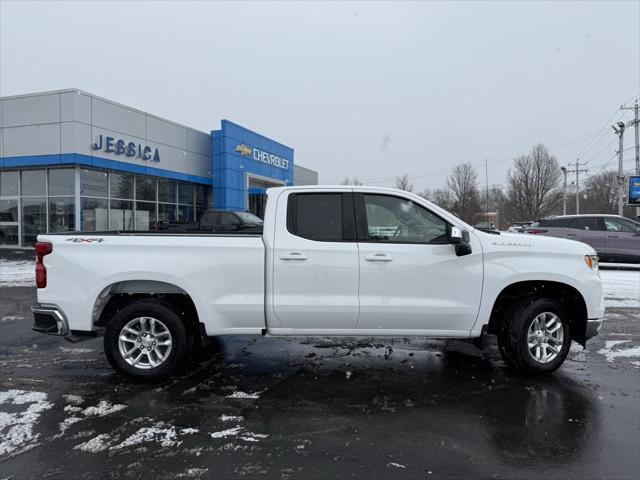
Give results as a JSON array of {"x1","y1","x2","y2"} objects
[
  {"x1": 354, "y1": 192, "x2": 451, "y2": 245},
  {"x1": 286, "y1": 192, "x2": 356, "y2": 242}
]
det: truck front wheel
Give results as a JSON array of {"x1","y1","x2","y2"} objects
[
  {"x1": 104, "y1": 299, "x2": 188, "y2": 381},
  {"x1": 497, "y1": 297, "x2": 571, "y2": 375}
]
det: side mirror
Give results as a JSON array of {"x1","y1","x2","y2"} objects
[
  {"x1": 449, "y1": 226, "x2": 463, "y2": 244},
  {"x1": 450, "y1": 226, "x2": 472, "y2": 256}
]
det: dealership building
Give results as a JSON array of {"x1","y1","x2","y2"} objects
[{"x1": 0, "y1": 89, "x2": 317, "y2": 247}]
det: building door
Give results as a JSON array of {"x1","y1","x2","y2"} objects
[{"x1": 248, "y1": 191, "x2": 267, "y2": 219}]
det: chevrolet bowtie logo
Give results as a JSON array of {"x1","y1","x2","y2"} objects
[{"x1": 235, "y1": 144, "x2": 252, "y2": 157}]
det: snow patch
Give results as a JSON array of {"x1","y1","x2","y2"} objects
[
  {"x1": 56, "y1": 416, "x2": 83, "y2": 437},
  {"x1": 63, "y1": 394, "x2": 84, "y2": 406},
  {"x1": 112, "y1": 423, "x2": 180, "y2": 449},
  {"x1": 240, "y1": 432, "x2": 269, "y2": 443},
  {"x1": 220, "y1": 415, "x2": 244, "y2": 422},
  {"x1": 0, "y1": 390, "x2": 53, "y2": 457},
  {"x1": 388, "y1": 462, "x2": 407, "y2": 469},
  {"x1": 210, "y1": 426, "x2": 243, "y2": 439},
  {"x1": 82, "y1": 400, "x2": 126, "y2": 417},
  {"x1": 227, "y1": 390, "x2": 263, "y2": 399},
  {"x1": 176, "y1": 468, "x2": 209, "y2": 478},
  {"x1": 600, "y1": 270, "x2": 640, "y2": 308},
  {"x1": 598, "y1": 340, "x2": 640, "y2": 363},
  {"x1": 0, "y1": 260, "x2": 35, "y2": 287},
  {"x1": 74, "y1": 433, "x2": 113, "y2": 453}
]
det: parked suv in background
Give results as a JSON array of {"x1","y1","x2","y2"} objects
[{"x1": 527, "y1": 214, "x2": 640, "y2": 263}]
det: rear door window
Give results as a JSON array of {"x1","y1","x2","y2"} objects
[
  {"x1": 287, "y1": 193, "x2": 355, "y2": 242},
  {"x1": 578, "y1": 217, "x2": 603, "y2": 231}
]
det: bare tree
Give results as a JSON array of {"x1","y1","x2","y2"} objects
[
  {"x1": 506, "y1": 144, "x2": 561, "y2": 221},
  {"x1": 394, "y1": 174, "x2": 413, "y2": 192},
  {"x1": 341, "y1": 177, "x2": 363, "y2": 185},
  {"x1": 581, "y1": 170, "x2": 618, "y2": 214},
  {"x1": 446, "y1": 162, "x2": 481, "y2": 223},
  {"x1": 419, "y1": 188, "x2": 455, "y2": 211}
]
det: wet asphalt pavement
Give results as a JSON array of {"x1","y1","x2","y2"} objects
[{"x1": 0, "y1": 286, "x2": 639, "y2": 480}]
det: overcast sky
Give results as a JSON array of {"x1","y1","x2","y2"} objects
[{"x1": 1, "y1": 1, "x2": 638, "y2": 191}]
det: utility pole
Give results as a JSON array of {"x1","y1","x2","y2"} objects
[
  {"x1": 560, "y1": 166, "x2": 568, "y2": 215},
  {"x1": 621, "y1": 100, "x2": 639, "y2": 218},
  {"x1": 565, "y1": 161, "x2": 588, "y2": 214},
  {"x1": 612, "y1": 121, "x2": 626, "y2": 216},
  {"x1": 485, "y1": 158, "x2": 490, "y2": 225}
]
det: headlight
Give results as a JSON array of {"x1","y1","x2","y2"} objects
[{"x1": 584, "y1": 255, "x2": 599, "y2": 271}]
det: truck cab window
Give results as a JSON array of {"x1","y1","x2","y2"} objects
[
  {"x1": 362, "y1": 194, "x2": 448, "y2": 244},
  {"x1": 288, "y1": 193, "x2": 354, "y2": 241}
]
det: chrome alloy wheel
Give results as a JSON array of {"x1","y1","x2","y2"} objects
[
  {"x1": 527, "y1": 312, "x2": 564, "y2": 364},
  {"x1": 118, "y1": 317, "x2": 172, "y2": 370}
]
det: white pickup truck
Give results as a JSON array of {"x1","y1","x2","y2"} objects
[{"x1": 32, "y1": 186, "x2": 604, "y2": 381}]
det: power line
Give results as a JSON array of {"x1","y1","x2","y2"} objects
[{"x1": 335, "y1": 127, "x2": 617, "y2": 184}]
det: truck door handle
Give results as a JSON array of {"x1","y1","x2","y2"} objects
[
  {"x1": 365, "y1": 253, "x2": 393, "y2": 262},
  {"x1": 567, "y1": 233, "x2": 577, "y2": 236},
  {"x1": 279, "y1": 252, "x2": 308, "y2": 261},
  {"x1": 607, "y1": 235, "x2": 619, "y2": 238}
]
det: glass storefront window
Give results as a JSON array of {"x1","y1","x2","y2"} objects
[
  {"x1": 158, "y1": 203, "x2": 176, "y2": 223},
  {"x1": 81, "y1": 197, "x2": 108, "y2": 231},
  {"x1": 136, "y1": 177, "x2": 156, "y2": 202},
  {"x1": 48, "y1": 197, "x2": 75, "y2": 233},
  {"x1": 48, "y1": 169, "x2": 75, "y2": 196},
  {"x1": 0, "y1": 226, "x2": 19, "y2": 245},
  {"x1": 0, "y1": 171, "x2": 19, "y2": 196},
  {"x1": 158, "y1": 179, "x2": 176, "y2": 203},
  {"x1": 80, "y1": 169, "x2": 108, "y2": 197},
  {"x1": 177, "y1": 205, "x2": 194, "y2": 223},
  {"x1": 195, "y1": 185, "x2": 209, "y2": 206},
  {"x1": 22, "y1": 197, "x2": 47, "y2": 245},
  {"x1": 135, "y1": 201, "x2": 156, "y2": 230},
  {"x1": 21, "y1": 170, "x2": 46, "y2": 196},
  {"x1": 110, "y1": 172, "x2": 134, "y2": 199},
  {"x1": 110, "y1": 200, "x2": 134, "y2": 230},
  {"x1": 0, "y1": 199, "x2": 19, "y2": 222},
  {"x1": 178, "y1": 183, "x2": 194, "y2": 205}
]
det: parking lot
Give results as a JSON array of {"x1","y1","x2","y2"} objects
[{"x1": 0, "y1": 256, "x2": 638, "y2": 479}]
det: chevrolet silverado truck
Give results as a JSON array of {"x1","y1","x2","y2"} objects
[{"x1": 31, "y1": 186, "x2": 605, "y2": 381}]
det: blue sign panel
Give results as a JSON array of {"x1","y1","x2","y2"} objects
[
  {"x1": 211, "y1": 120, "x2": 294, "y2": 211},
  {"x1": 629, "y1": 176, "x2": 640, "y2": 205}
]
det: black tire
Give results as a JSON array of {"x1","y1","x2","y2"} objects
[
  {"x1": 497, "y1": 297, "x2": 571, "y2": 375},
  {"x1": 104, "y1": 299, "x2": 188, "y2": 382}
]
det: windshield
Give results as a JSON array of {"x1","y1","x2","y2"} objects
[{"x1": 235, "y1": 212, "x2": 263, "y2": 224}]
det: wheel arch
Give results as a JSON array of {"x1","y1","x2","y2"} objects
[
  {"x1": 92, "y1": 280, "x2": 202, "y2": 342},
  {"x1": 487, "y1": 280, "x2": 589, "y2": 346}
]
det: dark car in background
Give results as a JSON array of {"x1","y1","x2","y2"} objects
[
  {"x1": 527, "y1": 214, "x2": 640, "y2": 263},
  {"x1": 155, "y1": 210, "x2": 264, "y2": 233}
]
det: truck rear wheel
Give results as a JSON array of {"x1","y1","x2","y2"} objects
[
  {"x1": 104, "y1": 299, "x2": 188, "y2": 382},
  {"x1": 497, "y1": 297, "x2": 571, "y2": 375}
]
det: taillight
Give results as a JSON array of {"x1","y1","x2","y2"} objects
[
  {"x1": 35, "y1": 242, "x2": 53, "y2": 288},
  {"x1": 527, "y1": 229, "x2": 548, "y2": 234}
]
